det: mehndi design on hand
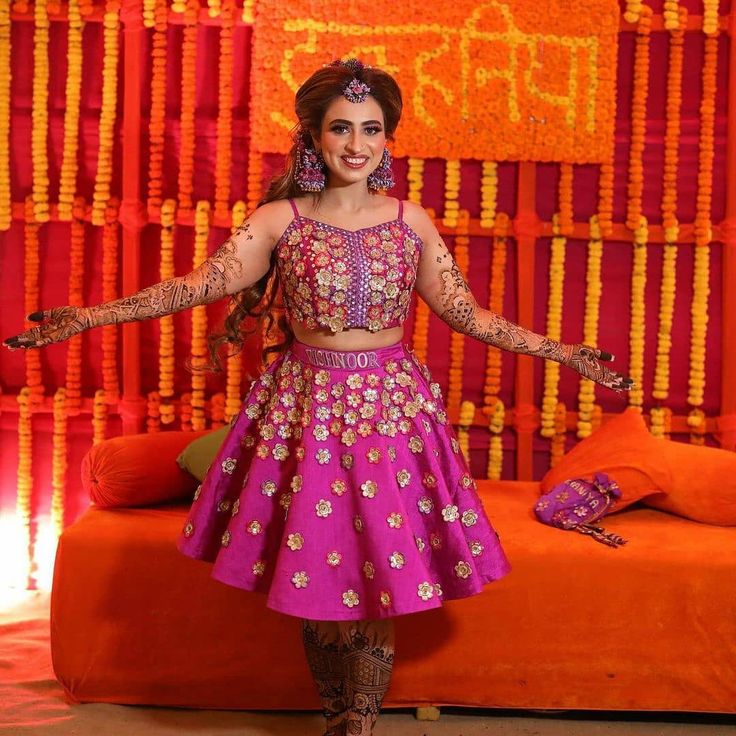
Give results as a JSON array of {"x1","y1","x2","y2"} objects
[
  {"x1": 433, "y1": 243, "x2": 634, "y2": 392},
  {"x1": 3, "y1": 224, "x2": 251, "y2": 351}
]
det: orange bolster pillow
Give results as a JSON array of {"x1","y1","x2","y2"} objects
[{"x1": 82, "y1": 430, "x2": 209, "y2": 508}]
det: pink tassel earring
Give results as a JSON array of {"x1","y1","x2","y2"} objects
[
  {"x1": 367, "y1": 147, "x2": 395, "y2": 191},
  {"x1": 295, "y1": 137, "x2": 326, "y2": 192}
]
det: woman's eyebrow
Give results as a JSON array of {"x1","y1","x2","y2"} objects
[{"x1": 328, "y1": 118, "x2": 383, "y2": 126}]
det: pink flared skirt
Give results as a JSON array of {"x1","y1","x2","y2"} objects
[{"x1": 177, "y1": 338, "x2": 511, "y2": 620}]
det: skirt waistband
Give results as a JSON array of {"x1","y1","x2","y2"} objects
[{"x1": 289, "y1": 339, "x2": 407, "y2": 371}]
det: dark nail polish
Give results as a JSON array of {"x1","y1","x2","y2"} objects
[{"x1": 599, "y1": 351, "x2": 612, "y2": 361}]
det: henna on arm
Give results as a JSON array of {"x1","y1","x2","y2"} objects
[
  {"x1": 422, "y1": 240, "x2": 633, "y2": 392},
  {"x1": 3, "y1": 221, "x2": 266, "y2": 350}
]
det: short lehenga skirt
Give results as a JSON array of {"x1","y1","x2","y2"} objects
[{"x1": 177, "y1": 338, "x2": 512, "y2": 620}]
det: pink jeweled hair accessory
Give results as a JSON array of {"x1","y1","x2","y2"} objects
[{"x1": 330, "y1": 58, "x2": 372, "y2": 103}]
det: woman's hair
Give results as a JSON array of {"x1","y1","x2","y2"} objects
[{"x1": 204, "y1": 59, "x2": 403, "y2": 372}]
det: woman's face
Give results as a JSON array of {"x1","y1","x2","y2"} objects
[{"x1": 312, "y1": 94, "x2": 387, "y2": 187}]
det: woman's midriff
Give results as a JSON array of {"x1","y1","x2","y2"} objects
[{"x1": 290, "y1": 321, "x2": 404, "y2": 351}]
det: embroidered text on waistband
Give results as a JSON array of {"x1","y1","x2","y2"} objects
[{"x1": 303, "y1": 347, "x2": 380, "y2": 370}]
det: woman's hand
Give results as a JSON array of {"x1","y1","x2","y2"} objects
[
  {"x1": 3, "y1": 307, "x2": 94, "y2": 350},
  {"x1": 564, "y1": 344, "x2": 634, "y2": 392}
]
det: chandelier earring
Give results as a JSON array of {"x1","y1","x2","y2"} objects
[
  {"x1": 367, "y1": 146, "x2": 395, "y2": 192},
  {"x1": 294, "y1": 135, "x2": 326, "y2": 192}
]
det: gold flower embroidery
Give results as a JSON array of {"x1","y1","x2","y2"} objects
[
  {"x1": 361, "y1": 480, "x2": 378, "y2": 499},
  {"x1": 326, "y1": 551, "x2": 342, "y2": 567},
  {"x1": 247, "y1": 520, "x2": 263, "y2": 535},
  {"x1": 221, "y1": 457, "x2": 237, "y2": 474},
  {"x1": 430, "y1": 532, "x2": 442, "y2": 550},
  {"x1": 415, "y1": 536, "x2": 426, "y2": 552},
  {"x1": 462, "y1": 509, "x2": 479, "y2": 527},
  {"x1": 342, "y1": 590, "x2": 360, "y2": 608},
  {"x1": 331, "y1": 479, "x2": 347, "y2": 496},
  {"x1": 183, "y1": 521, "x2": 194, "y2": 537},
  {"x1": 423, "y1": 473, "x2": 438, "y2": 488},
  {"x1": 470, "y1": 541, "x2": 484, "y2": 557},
  {"x1": 221, "y1": 530, "x2": 231, "y2": 547},
  {"x1": 261, "y1": 480, "x2": 277, "y2": 497},
  {"x1": 287, "y1": 532, "x2": 304, "y2": 550},
  {"x1": 396, "y1": 469, "x2": 411, "y2": 488},
  {"x1": 387, "y1": 512, "x2": 403, "y2": 529},
  {"x1": 455, "y1": 561, "x2": 473, "y2": 579},
  {"x1": 315, "y1": 499, "x2": 333, "y2": 518},
  {"x1": 217, "y1": 499, "x2": 231, "y2": 512},
  {"x1": 316, "y1": 449, "x2": 332, "y2": 465},
  {"x1": 442, "y1": 504, "x2": 460, "y2": 522},
  {"x1": 417, "y1": 582, "x2": 434, "y2": 601},
  {"x1": 252, "y1": 560, "x2": 266, "y2": 576},
  {"x1": 272, "y1": 444, "x2": 289, "y2": 461},
  {"x1": 291, "y1": 475, "x2": 303, "y2": 492},
  {"x1": 379, "y1": 591, "x2": 392, "y2": 608},
  {"x1": 408, "y1": 436, "x2": 424, "y2": 453},
  {"x1": 341, "y1": 453, "x2": 354, "y2": 470},
  {"x1": 389, "y1": 551, "x2": 406, "y2": 569},
  {"x1": 193, "y1": 485, "x2": 202, "y2": 501},
  {"x1": 366, "y1": 447, "x2": 382, "y2": 463},
  {"x1": 353, "y1": 515, "x2": 364, "y2": 533},
  {"x1": 363, "y1": 561, "x2": 375, "y2": 579},
  {"x1": 417, "y1": 497, "x2": 434, "y2": 514},
  {"x1": 231, "y1": 499, "x2": 240, "y2": 516},
  {"x1": 292, "y1": 571, "x2": 310, "y2": 589}
]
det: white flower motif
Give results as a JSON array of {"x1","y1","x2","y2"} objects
[
  {"x1": 316, "y1": 449, "x2": 332, "y2": 465},
  {"x1": 313, "y1": 424, "x2": 329, "y2": 441},
  {"x1": 415, "y1": 536, "x2": 426, "y2": 552},
  {"x1": 418, "y1": 497, "x2": 434, "y2": 514},
  {"x1": 396, "y1": 469, "x2": 411, "y2": 488},
  {"x1": 442, "y1": 504, "x2": 460, "y2": 522},
  {"x1": 221, "y1": 457, "x2": 237, "y2": 475},
  {"x1": 417, "y1": 582, "x2": 434, "y2": 601},
  {"x1": 470, "y1": 541, "x2": 484, "y2": 557},
  {"x1": 261, "y1": 480, "x2": 277, "y2": 497},
  {"x1": 286, "y1": 533, "x2": 304, "y2": 551},
  {"x1": 315, "y1": 499, "x2": 333, "y2": 518},
  {"x1": 361, "y1": 480, "x2": 378, "y2": 499},
  {"x1": 326, "y1": 551, "x2": 342, "y2": 567},
  {"x1": 454, "y1": 561, "x2": 473, "y2": 579},
  {"x1": 389, "y1": 551, "x2": 406, "y2": 569},
  {"x1": 292, "y1": 571, "x2": 310, "y2": 589},
  {"x1": 462, "y1": 509, "x2": 479, "y2": 527},
  {"x1": 342, "y1": 589, "x2": 360, "y2": 608},
  {"x1": 386, "y1": 512, "x2": 403, "y2": 529}
]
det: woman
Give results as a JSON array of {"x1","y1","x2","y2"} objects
[{"x1": 4, "y1": 59, "x2": 631, "y2": 736}]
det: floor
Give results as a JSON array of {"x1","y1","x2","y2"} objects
[{"x1": 1, "y1": 591, "x2": 734, "y2": 736}]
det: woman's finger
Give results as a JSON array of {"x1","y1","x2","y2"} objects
[{"x1": 27, "y1": 311, "x2": 46, "y2": 322}]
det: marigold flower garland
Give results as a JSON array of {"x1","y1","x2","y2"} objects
[
  {"x1": 480, "y1": 161, "x2": 498, "y2": 228},
  {"x1": 57, "y1": 0, "x2": 83, "y2": 222},
  {"x1": 241, "y1": 0, "x2": 254, "y2": 23},
  {"x1": 623, "y1": 0, "x2": 643, "y2": 23},
  {"x1": 146, "y1": 0, "x2": 167, "y2": 210},
  {"x1": 32, "y1": 0, "x2": 50, "y2": 222},
  {"x1": 694, "y1": 35, "x2": 717, "y2": 248},
  {"x1": 703, "y1": 0, "x2": 719, "y2": 37},
  {"x1": 177, "y1": 0, "x2": 199, "y2": 216},
  {"x1": 158, "y1": 199, "x2": 177, "y2": 425},
  {"x1": 225, "y1": 201, "x2": 247, "y2": 421},
  {"x1": 24, "y1": 197, "x2": 44, "y2": 407},
  {"x1": 550, "y1": 402, "x2": 567, "y2": 467},
  {"x1": 16, "y1": 387, "x2": 34, "y2": 585},
  {"x1": 214, "y1": 0, "x2": 235, "y2": 220},
  {"x1": 64, "y1": 197, "x2": 87, "y2": 416},
  {"x1": 540, "y1": 216, "x2": 566, "y2": 439},
  {"x1": 687, "y1": 244, "x2": 710, "y2": 443},
  {"x1": 627, "y1": 217, "x2": 648, "y2": 410},
  {"x1": 663, "y1": 1, "x2": 680, "y2": 31},
  {"x1": 0, "y1": 2, "x2": 11, "y2": 230},
  {"x1": 458, "y1": 400, "x2": 474, "y2": 465},
  {"x1": 661, "y1": 9, "x2": 685, "y2": 242},
  {"x1": 597, "y1": 156, "x2": 614, "y2": 238},
  {"x1": 92, "y1": 388, "x2": 108, "y2": 444},
  {"x1": 576, "y1": 215, "x2": 603, "y2": 438},
  {"x1": 651, "y1": 241, "x2": 677, "y2": 406},
  {"x1": 190, "y1": 201, "x2": 210, "y2": 430},
  {"x1": 442, "y1": 160, "x2": 460, "y2": 229},
  {"x1": 91, "y1": 0, "x2": 120, "y2": 227},
  {"x1": 486, "y1": 399, "x2": 504, "y2": 480},
  {"x1": 247, "y1": 148, "x2": 263, "y2": 216},
  {"x1": 211, "y1": 393, "x2": 226, "y2": 427},
  {"x1": 558, "y1": 163, "x2": 574, "y2": 236},
  {"x1": 102, "y1": 198, "x2": 120, "y2": 402},
  {"x1": 407, "y1": 157, "x2": 423, "y2": 205},
  {"x1": 51, "y1": 388, "x2": 67, "y2": 537},
  {"x1": 446, "y1": 212, "x2": 470, "y2": 412},
  {"x1": 142, "y1": 0, "x2": 156, "y2": 27},
  {"x1": 626, "y1": 5, "x2": 652, "y2": 232},
  {"x1": 208, "y1": 0, "x2": 221, "y2": 17}
]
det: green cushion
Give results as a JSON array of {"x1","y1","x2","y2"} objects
[{"x1": 176, "y1": 424, "x2": 232, "y2": 482}]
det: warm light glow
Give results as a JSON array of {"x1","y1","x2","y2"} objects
[{"x1": 32, "y1": 516, "x2": 59, "y2": 593}]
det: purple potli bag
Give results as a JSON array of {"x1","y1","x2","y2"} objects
[{"x1": 533, "y1": 472, "x2": 628, "y2": 548}]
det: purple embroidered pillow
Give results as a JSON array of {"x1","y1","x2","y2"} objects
[{"x1": 534, "y1": 472, "x2": 628, "y2": 548}]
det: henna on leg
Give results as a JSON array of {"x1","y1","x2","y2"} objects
[
  {"x1": 301, "y1": 619, "x2": 348, "y2": 736},
  {"x1": 338, "y1": 619, "x2": 395, "y2": 735}
]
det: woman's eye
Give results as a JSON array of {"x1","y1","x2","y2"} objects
[
  {"x1": 365, "y1": 127, "x2": 383, "y2": 135},
  {"x1": 331, "y1": 125, "x2": 349, "y2": 134}
]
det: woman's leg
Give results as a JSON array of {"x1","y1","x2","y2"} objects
[
  {"x1": 301, "y1": 619, "x2": 348, "y2": 736},
  {"x1": 338, "y1": 619, "x2": 395, "y2": 735}
]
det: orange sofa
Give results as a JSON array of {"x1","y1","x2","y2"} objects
[{"x1": 50, "y1": 430, "x2": 736, "y2": 714}]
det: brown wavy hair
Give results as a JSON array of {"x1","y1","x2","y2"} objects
[{"x1": 204, "y1": 59, "x2": 403, "y2": 373}]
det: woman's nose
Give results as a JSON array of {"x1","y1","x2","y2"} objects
[{"x1": 345, "y1": 132, "x2": 363, "y2": 153}]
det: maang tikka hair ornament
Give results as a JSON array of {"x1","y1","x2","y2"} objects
[{"x1": 331, "y1": 58, "x2": 372, "y2": 104}]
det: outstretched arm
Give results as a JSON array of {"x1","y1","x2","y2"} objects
[
  {"x1": 408, "y1": 204, "x2": 633, "y2": 392},
  {"x1": 3, "y1": 201, "x2": 289, "y2": 350}
]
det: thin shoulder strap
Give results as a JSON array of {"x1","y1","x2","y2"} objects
[
  {"x1": 288, "y1": 198, "x2": 300, "y2": 218},
  {"x1": 397, "y1": 199, "x2": 404, "y2": 222}
]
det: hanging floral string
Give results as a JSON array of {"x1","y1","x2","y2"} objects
[
  {"x1": 246, "y1": 148, "x2": 263, "y2": 214},
  {"x1": 540, "y1": 215, "x2": 566, "y2": 439},
  {"x1": 177, "y1": 0, "x2": 199, "y2": 216},
  {"x1": 32, "y1": 0, "x2": 50, "y2": 222},
  {"x1": 446, "y1": 212, "x2": 470, "y2": 412},
  {"x1": 407, "y1": 157, "x2": 423, "y2": 205},
  {"x1": 442, "y1": 159, "x2": 460, "y2": 229},
  {"x1": 190, "y1": 200, "x2": 210, "y2": 430},
  {"x1": 480, "y1": 161, "x2": 498, "y2": 228},
  {"x1": 0, "y1": 2, "x2": 11, "y2": 231},
  {"x1": 225, "y1": 201, "x2": 247, "y2": 422},
  {"x1": 687, "y1": 244, "x2": 710, "y2": 444},
  {"x1": 625, "y1": 5, "x2": 652, "y2": 232},
  {"x1": 146, "y1": 0, "x2": 167, "y2": 210},
  {"x1": 623, "y1": 0, "x2": 643, "y2": 23},
  {"x1": 64, "y1": 197, "x2": 86, "y2": 416},
  {"x1": 142, "y1": 0, "x2": 156, "y2": 27},
  {"x1": 211, "y1": 392, "x2": 226, "y2": 427},
  {"x1": 24, "y1": 197, "x2": 44, "y2": 407},
  {"x1": 92, "y1": 388, "x2": 108, "y2": 444},
  {"x1": 576, "y1": 215, "x2": 603, "y2": 438},
  {"x1": 241, "y1": 0, "x2": 254, "y2": 23},
  {"x1": 550, "y1": 401, "x2": 567, "y2": 467},
  {"x1": 51, "y1": 388, "x2": 67, "y2": 538},
  {"x1": 207, "y1": 0, "x2": 221, "y2": 17},
  {"x1": 214, "y1": 0, "x2": 235, "y2": 220},
  {"x1": 627, "y1": 217, "x2": 648, "y2": 411},
  {"x1": 597, "y1": 156, "x2": 614, "y2": 238},
  {"x1": 458, "y1": 400, "x2": 474, "y2": 464},
  {"x1": 486, "y1": 399, "x2": 504, "y2": 480},
  {"x1": 661, "y1": 7, "x2": 685, "y2": 242},
  {"x1": 102, "y1": 198, "x2": 120, "y2": 402},
  {"x1": 558, "y1": 163, "x2": 574, "y2": 236},
  {"x1": 16, "y1": 387, "x2": 33, "y2": 586},
  {"x1": 694, "y1": 35, "x2": 717, "y2": 249},
  {"x1": 663, "y1": 0, "x2": 679, "y2": 31},
  {"x1": 702, "y1": 0, "x2": 719, "y2": 37},
  {"x1": 159, "y1": 199, "x2": 177, "y2": 425},
  {"x1": 58, "y1": 0, "x2": 83, "y2": 222},
  {"x1": 91, "y1": 0, "x2": 120, "y2": 226}
]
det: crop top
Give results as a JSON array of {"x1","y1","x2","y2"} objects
[{"x1": 275, "y1": 198, "x2": 424, "y2": 333}]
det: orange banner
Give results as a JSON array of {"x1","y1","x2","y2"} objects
[{"x1": 250, "y1": 0, "x2": 619, "y2": 163}]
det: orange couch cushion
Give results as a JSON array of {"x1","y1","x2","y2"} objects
[
  {"x1": 541, "y1": 408, "x2": 736, "y2": 526},
  {"x1": 540, "y1": 408, "x2": 671, "y2": 511},
  {"x1": 50, "y1": 481, "x2": 736, "y2": 712},
  {"x1": 82, "y1": 430, "x2": 208, "y2": 508}
]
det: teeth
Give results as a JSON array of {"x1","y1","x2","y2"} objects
[{"x1": 344, "y1": 157, "x2": 366, "y2": 164}]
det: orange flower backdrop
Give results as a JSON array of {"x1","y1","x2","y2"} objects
[{"x1": 0, "y1": 0, "x2": 733, "y2": 590}]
